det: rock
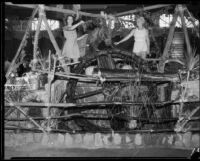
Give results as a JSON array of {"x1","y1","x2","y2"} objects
[
  {"x1": 33, "y1": 133, "x2": 43, "y2": 143},
  {"x1": 65, "y1": 133, "x2": 73, "y2": 147},
  {"x1": 174, "y1": 134, "x2": 184, "y2": 148},
  {"x1": 102, "y1": 134, "x2": 112, "y2": 146},
  {"x1": 25, "y1": 133, "x2": 34, "y2": 144},
  {"x1": 5, "y1": 133, "x2": 15, "y2": 147},
  {"x1": 168, "y1": 135, "x2": 174, "y2": 145},
  {"x1": 135, "y1": 134, "x2": 142, "y2": 146},
  {"x1": 74, "y1": 134, "x2": 82, "y2": 146},
  {"x1": 125, "y1": 135, "x2": 131, "y2": 143},
  {"x1": 14, "y1": 134, "x2": 24, "y2": 147},
  {"x1": 113, "y1": 133, "x2": 121, "y2": 145},
  {"x1": 83, "y1": 133, "x2": 94, "y2": 147},
  {"x1": 41, "y1": 133, "x2": 49, "y2": 146},
  {"x1": 48, "y1": 134, "x2": 58, "y2": 147},
  {"x1": 162, "y1": 137, "x2": 166, "y2": 145},
  {"x1": 191, "y1": 134, "x2": 200, "y2": 147},
  {"x1": 94, "y1": 133, "x2": 103, "y2": 147},
  {"x1": 55, "y1": 134, "x2": 65, "y2": 147},
  {"x1": 183, "y1": 132, "x2": 192, "y2": 148}
]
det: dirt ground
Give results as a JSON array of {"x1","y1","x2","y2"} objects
[{"x1": 4, "y1": 147, "x2": 192, "y2": 159}]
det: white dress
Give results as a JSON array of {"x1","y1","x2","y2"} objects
[
  {"x1": 62, "y1": 29, "x2": 80, "y2": 59},
  {"x1": 133, "y1": 28, "x2": 148, "y2": 55}
]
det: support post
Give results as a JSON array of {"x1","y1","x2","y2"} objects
[
  {"x1": 6, "y1": 6, "x2": 39, "y2": 79},
  {"x1": 179, "y1": 5, "x2": 192, "y2": 56},
  {"x1": 33, "y1": 7, "x2": 43, "y2": 70},
  {"x1": 158, "y1": 6, "x2": 179, "y2": 72}
]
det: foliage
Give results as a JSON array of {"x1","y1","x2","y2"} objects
[{"x1": 184, "y1": 47, "x2": 199, "y2": 72}]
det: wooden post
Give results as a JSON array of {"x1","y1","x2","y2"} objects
[
  {"x1": 38, "y1": 5, "x2": 60, "y2": 55},
  {"x1": 179, "y1": 5, "x2": 192, "y2": 56},
  {"x1": 158, "y1": 6, "x2": 179, "y2": 72},
  {"x1": 47, "y1": 51, "x2": 52, "y2": 131},
  {"x1": 33, "y1": 7, "x2": 43, "y2": 70},
  {"x1": 6, "y1": 6, "x2": 39, "y2": 79}
]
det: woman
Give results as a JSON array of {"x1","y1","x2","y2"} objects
[
  {"x1": 62, "y1": 15, "x2": 84, "y2": 63},
  {"x1": 114, "y1": 16, "x2": 150, "y2": 59}
]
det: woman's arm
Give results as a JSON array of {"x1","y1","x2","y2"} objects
[
  {"x1": 114, "y1": 29, "x2": 135, "y2": 45},
  {"x1": 63, "y1": 20, "x2": 84, "y2": 31},
  {"x1": 145, "y1": 29, "x2": 150, "y2": 53},
  {"x1": 71, "y1": 20, "x2": 84, "y2": 30}
]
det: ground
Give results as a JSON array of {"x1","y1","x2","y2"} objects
[{"x1": 4, "y1": 147, "x2": 192, "y2": 159}]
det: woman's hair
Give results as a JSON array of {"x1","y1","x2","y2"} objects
[{"x1": 63, "y1": 15, "x2": 75, "y2": 26}]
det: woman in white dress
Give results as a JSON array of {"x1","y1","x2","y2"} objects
[
  {"x1": 114, "y1": 16, "x2": 150, "y2": 59},
  {"x1": 62, "y1": 15, "x2": 84, "y2": 62}
]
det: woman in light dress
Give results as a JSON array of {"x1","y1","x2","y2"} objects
[
  {"x1": 114, "y1": 16, "x2": 150, "y2": 59},
  {"x1": 62, "y1": 15, "x2": 84, "y2": 63}
]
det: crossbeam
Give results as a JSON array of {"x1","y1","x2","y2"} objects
[
  {"x1": 5, "y1": 3, "x2": 102, "y2": 18},
  {"x1": 115, "y1": 4, "x2": 172, "y2": 17}
]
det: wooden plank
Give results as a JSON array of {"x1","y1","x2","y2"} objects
[
  {"x1": 6, "y1": 6, "x2": 39, "y2": 79},
  {"x1": 115, "y1": 4, "x2": 172, "y2": 17},
  {"x1": 4, "y1": 100, "x2": 200, "y2": 108}
]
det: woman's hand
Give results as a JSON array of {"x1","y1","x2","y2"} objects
[
  {"x1": 80, "y1": 20, "x2": 85, "y2": 25},
  {"x1": 114, "y1": 41, "x2": 120, "y2": 45}
]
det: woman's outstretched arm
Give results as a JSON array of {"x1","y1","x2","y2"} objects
[{"x1": 114, "y1": 29, "x2": 135, "y2": 45}]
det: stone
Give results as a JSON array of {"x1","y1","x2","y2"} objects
[
  {"x1": 167, "y1": 135, "x2": 174, "y2": 145},
  {"x1": 48, "y1": 134, "x2": 58, "y2": 147},
  {"x1": 113, "y1": 133, "x2": 121, "y2": 145},
  {"x1": 41, "y1": 133, "x2": 49, "y2": 146},
  {"x1": 102, "y1": 134, "x2": 112, "y2": 146},
  {"x1": 73, "y1": 134, "x2": 82, "y2": 146},
  {"x1": 162, "y1": 137, "x2": 166, "y2": 145},
  {"x1": 14, "y1": 133, "x2": 26, "y2": 147},
  {"x1": 65, "y1": 133, "x2": 73, "y2": 147},
  {"x1": 135, "y1": 134, "x2": 142, "y2": 146},
  {"x1": 33, "y1": 133, "x2": 43, "y2": 143},
  {"x1": 183, "y1": 132, "x2": 192, "y2": 148},
  {"x1": 174, "y1": 134, "x2": 184, "y2": 148},
  {"x1": 94, "y1": 133, "x2": 103, "y2": 147},
  {"x1": 4, "y1": 133, "x2": 15, "y2": 147},
  {"x1": 55, "y1": 134, "x2": 65, "y2": 147},
  {"x1": 25, "y1": 133, "x2": 34, "y2": 144},
  {"x1": 125, "y1": 135, "x2": 131, "y2": 143},
  {"x1": 191, "y1": 134, "x2": 200, "y2": 147},
  {"x1": 83, "y1": 133, "x2": 94, "y2": 147}
]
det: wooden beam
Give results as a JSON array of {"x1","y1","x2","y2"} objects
[
  {"x1": 5, "y1": 3, "x2": 102, "y2": 18},
  {"x1": 33, "y1": 11, "x2": 42, "y2": 70},
  {"x1": 115, "y1": 4, "x2": 172, "y2": 17},
  {"x1": 6, "y1": 6, "x2": 39, "y2": 79},
  {"x1": 42, "y1": 13, "x2": 60, "y2": 54},
  {"x1": 5, "y1": 100, "x2": 199, "y2": 109},
  {"x1": 158, "y1": 7, "x2": 179, "y2": 72},
  {"x1": 179, "y1": 5, "x2": 192, "y2": 56},
  {"x1": 162, "y1": 10, "x2": 178, "y2": 60}
]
